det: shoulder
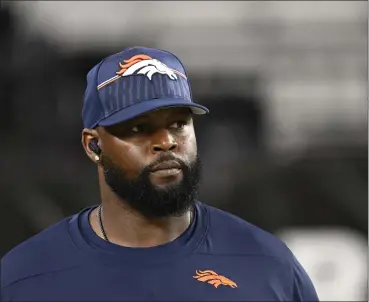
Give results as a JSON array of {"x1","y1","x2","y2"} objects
[
  {"x1": 202, "y1": 204, "x2": 293, "y2": 262},
  {"x1": 201, "y1": 204, "x2": 319, "y2": 301},
  {"x1": 1, "y1": 214, "x2": 83, "y2": 289}
]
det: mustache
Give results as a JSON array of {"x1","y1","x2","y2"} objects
[{"x1": 145, "y1": 154, "x2": 188, "y2": 172}]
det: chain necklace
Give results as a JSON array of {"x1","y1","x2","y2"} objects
[
  {"x1": 96, "y1": 204, "x2": 194, "y2": 243},
  {"x1": 97, "y1": 204, "x2": 109, "y2": 241}
]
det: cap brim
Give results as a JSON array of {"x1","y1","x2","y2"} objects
[{"x1": 97, "y1": 98, "x2": 209, "y2": 127}]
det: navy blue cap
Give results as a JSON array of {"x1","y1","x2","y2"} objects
[{"x1": 82, "y1": 46, "x2": 209, "y2": 129}]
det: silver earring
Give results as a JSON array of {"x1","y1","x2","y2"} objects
[{"x1": 94, "y1": 155, "x2": 100, "y2": 161}]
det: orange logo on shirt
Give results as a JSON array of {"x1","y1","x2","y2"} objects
[{"x1": 193, "y1": 270, "x2": 238, "y2": 289}]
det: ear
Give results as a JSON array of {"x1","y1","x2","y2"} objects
[{"x1": 82, "y1": 128, "x2": 100, "y2": 164}]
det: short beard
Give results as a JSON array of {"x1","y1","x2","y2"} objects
[{"x1": 100, "y1": 153, "x2": 202, "y2": 219}]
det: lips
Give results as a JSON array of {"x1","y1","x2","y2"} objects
[{"x1": 150, "y1": 160, "x2": 181, "y2": 172}]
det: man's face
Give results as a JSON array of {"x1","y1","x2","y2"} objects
[{"x1": 88, "y1": 108, "x2": 202, "y2": 219}]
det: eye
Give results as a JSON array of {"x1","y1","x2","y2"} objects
[
  {"x1": 131, "y1": 124, "x2": 145, "y2": 133},
  {"x1": 170, "y1": 121, "x2": 187, "y2": 130}
]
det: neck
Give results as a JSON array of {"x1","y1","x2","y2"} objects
[{"x1": 90, "y1": 182, "x2": 193, "y2": 248}]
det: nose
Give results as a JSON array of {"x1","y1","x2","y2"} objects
[{"x1": 151, "y1": 129, "x2": 178, "y2": 153}]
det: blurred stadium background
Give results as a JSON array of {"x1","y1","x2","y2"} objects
[{"x1": 0, "y1": 1, "x2": 367, "y2": 300}]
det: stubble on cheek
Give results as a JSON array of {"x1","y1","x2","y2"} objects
[{"x1": 107, "y1": 142, "x2": 147, "y2": 180}]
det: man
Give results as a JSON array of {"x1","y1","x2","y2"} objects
[{"x1": 1, "y1": 47, "x2": 319, "y2": 301}]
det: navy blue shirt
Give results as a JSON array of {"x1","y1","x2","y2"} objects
[{"x1": 1, "y1": 202, "x2": 319, "y2": 301}]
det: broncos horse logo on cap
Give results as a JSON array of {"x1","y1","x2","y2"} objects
[
  {"x1": 97, "y1": 54, "x2": 187, "y2": 90},
  {"x1": 116, "y1": 54, "x2": 180, "y2": 80}
]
